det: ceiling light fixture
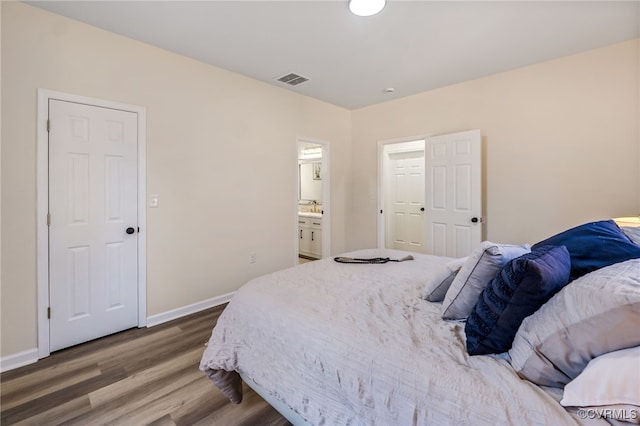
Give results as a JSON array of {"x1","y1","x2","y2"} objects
[{"x1": 349, "y1": 0, "x2": 386, "y2": 17}]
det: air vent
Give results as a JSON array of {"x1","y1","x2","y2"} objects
[{"x1": 276, "y1": 73, "x2": 309, "y2": 86}]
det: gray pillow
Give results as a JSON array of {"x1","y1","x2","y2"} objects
[
  {"x1": 509, "y1": 259, "x2": 640, "y2": 388},
  {"x1": 442, "y1": 242, "x2": 531, "y2": 320},
  {"x1": 622, "y1": 226, "x2": 640, "y2": 246},
  {"x1": 422, "y1": 257, "x2": 467, "y2": 302}
]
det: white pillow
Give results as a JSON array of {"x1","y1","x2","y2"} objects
[
  {"x1": 562, "y1": 346, "x2": 640, "y2": 406},
  {"x1": 561, "y1": 346, "x2": 640, "y2": 424},
  {"x1": 441, "y1": 241, "x2": 530, "y2": 320},
  {"x1": 422, "y1": 257, "x2": 467, "y2": 302}
]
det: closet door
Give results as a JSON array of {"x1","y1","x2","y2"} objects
[
  {"x1": 425, "y1": 129, "x2": 482, "y2": 258},
  {"x1": 49, "y1": 99, "x2": 139, "y2": 351}
]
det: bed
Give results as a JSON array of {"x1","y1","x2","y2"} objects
[{"x1": 200, "y1": 220, "x2": 640, "y2": 425}]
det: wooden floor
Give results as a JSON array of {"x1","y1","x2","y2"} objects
[{"x1": 1, "y1": 305, "x2": 291, "y2": 426}]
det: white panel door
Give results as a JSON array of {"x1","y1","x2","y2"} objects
[
  {"x1": 49, "y1": 99, "x2": 138, "y2": 351},
  {"x1": 425, "y1": 129, "x2": 482, "y2": 258},
  {"x1": 386, "y1": 150, "x2": 426, "y2": 253}
]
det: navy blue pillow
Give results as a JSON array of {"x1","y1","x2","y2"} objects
[
  {"x1": 465, "y1": 245, "x2": 571, "y2": 356},
  {"x1": 532, "y1": 220, "x2": 640, "y2": 281}
]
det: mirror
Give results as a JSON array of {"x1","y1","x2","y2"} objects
[{"x1": 299, "y1": 161, "x2": 322, "y2": 201}]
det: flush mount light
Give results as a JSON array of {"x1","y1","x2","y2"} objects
[{"x1": 349, "y1": 0, "x2": 386, "y2": 17}]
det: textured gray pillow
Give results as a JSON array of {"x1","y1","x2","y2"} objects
[
  {"x1": 509, "y1": 259, "x2": 640, "y2": 388},
  {"x1": 442, "y1": 242, "x2": 531, "y2": 320},
  {"x1": 422, "y1": 257, "x2": 467, "y2": 302}
]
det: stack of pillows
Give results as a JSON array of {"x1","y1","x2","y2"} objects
[{"x1": 423, "y1": 219, "x2": 640, "y2": 422}]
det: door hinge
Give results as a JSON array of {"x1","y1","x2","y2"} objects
[
  {"x1": 47, "y1": 213, "x2": 51, "y2": 226},
  {"x1": 47, "y1": 119, "x2": 50, "y2": 133},
  {"x1": 47, "y1": 307, "x2": 51, "y2": 319}
]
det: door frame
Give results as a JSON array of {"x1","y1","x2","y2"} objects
[
  {"x1": 294, "y1": 137, "x2": 330, "y2": 264},
  {"x1": 36, "y1": 89, "x2": 147, "y2": 358},
  {"x1": 377, "y1": 136, "x2": 427, "y2": 250}
]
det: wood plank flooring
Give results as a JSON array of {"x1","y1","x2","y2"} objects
[{"x1": 1, "y1": 305, "x2": 291, "y2": 426}]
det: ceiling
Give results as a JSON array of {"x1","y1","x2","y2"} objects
[{"x1": 27, "y1": 1, "x2": 640, "y2": 110}]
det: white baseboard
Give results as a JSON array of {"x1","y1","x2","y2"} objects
[
  {"x1": 0, "y1": 294, "x2": 234, "y2": 373},
  {"x1": 0, "y1": 348, "x2": 39, "y2": 373},
  {"x1": 146, "y1": 291, "x2": 235, "y2": 328}
]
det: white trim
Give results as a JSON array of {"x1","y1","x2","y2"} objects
[
  {"x1": 3, "y1": 291, "x2": 233, "y2": 371},
  {"x1": 146, "y1": 292, "x2": 235, "y2": 328},
  {"x1": 377, "y1": 135, "x2": 427, "y2": 250},
  {"x1": 295, "y1": 137, "x2": 331, "y2": 264},
  {"x1": 36, "y1": 89, "x2": 147, "y2": 359},
  {"x1": 36, "y1": 91, "x2": 50, "y2": 359},
  {"x1": 0, "y1": 348, "x2": 39, "y2": 373},
  {"x1": 320, "y1": 142, "x2": 331, "y2": 259},
  {"x1": 136, "y1": 107, "x2": 148, "y2": 328}
]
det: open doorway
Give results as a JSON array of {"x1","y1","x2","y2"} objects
[
  {"x1": 378, "y1": 139, "x2": 427, "y2": 254},
  {"x1": 378, "y1": 130, "x2": 483, "y2": 258},
  {"x1": 296, "y1": 139, "x2": 330, "y2": 264}
]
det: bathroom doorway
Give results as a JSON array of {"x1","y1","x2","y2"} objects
[{"x1": 296, "y1": 139, "x2": 330, "y2": 264}]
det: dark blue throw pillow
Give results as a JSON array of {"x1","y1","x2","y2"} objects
[
  {"x1": 532, "y1": 219, "x2": 640, "y2": 281},
  {"x1": 465, "y1": 245, "x2": 571, "y2": 356}
]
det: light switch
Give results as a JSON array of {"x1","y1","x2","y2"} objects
[{"x1": 149, "y1": 194, "x2": 159, "y2": 208}]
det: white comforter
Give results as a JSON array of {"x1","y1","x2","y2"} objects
[{"x1": 200, "y1": 249, "x2": 611, "y2": 426}]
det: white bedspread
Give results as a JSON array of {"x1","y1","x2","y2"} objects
[{"x1": 200, "y1": 249, "x2": 611, "y2": 425}]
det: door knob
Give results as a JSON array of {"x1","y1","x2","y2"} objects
[
  {"x1": 471, "y1": 217, "x2": 479, "y2": 223},
  {"x1": 420, "y1": 207, "x2": 425, "y2": 211},
  {"x1": 126, "y1": 227, "x2": 136, "y2": 234}
]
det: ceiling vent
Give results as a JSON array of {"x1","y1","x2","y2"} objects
[{"x1": 276, "y1": 73, "x2": 309, "y2": 86}]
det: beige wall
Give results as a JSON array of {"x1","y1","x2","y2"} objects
[
  {"x1": 350, "y1": 39, "x2": 640, "y2": 250},
  {"x1": 0, "y1": 2, "x2": 351, "y2": 357}
]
